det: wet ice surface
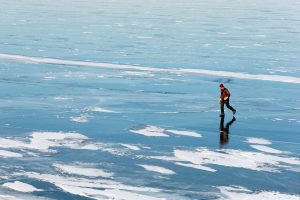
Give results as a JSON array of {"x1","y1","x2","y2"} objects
[
  {"x1": 0, "y1": 61, "x2": 299, "y2": 200},
  {"x1": 1, "y1": 0, "x2": 300, "y2": 199}
]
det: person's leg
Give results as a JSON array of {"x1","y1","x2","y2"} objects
[{"x1": 225, "y1": 98, "x2": 236, "y2": 114}]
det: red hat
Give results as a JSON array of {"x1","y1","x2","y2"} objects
[{"x1": 219, "y1": 83, "x2": 224, "y2": 88}]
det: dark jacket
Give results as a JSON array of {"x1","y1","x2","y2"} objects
[{"x1": 220, "y1": 88, "x2": 230, "y2": 101}]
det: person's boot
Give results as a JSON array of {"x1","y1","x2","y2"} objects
[{"x1": 233, "y1": 109, "x2": 236, "y2": 115}]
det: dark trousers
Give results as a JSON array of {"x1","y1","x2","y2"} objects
[{"x1": 220, "y1": 98, "x2": 235, "y2": 114}]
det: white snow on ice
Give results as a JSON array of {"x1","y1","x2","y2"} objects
[
  {"x1": 0, "y1": 150, "x2": 23, "y2": 158},
  {"x1": 166, "y1": 130, "x2": 202, "y2": 138},
  {"x1": 53, "y1": 163, "x2": 114, "y2": 178},
  {"x1": 70, "y1": 115, "x2": 89, "y2": 123},
  {"x1": 139, "y1": 165, "x2": 176, "y2": 175},
  {"x1": 0, "y1": 195, "x2": 20, "y2": 200},
  {"x1": 217, "y1": 186, "x2": 299, "y2": 200},
  {"x1": 88, "y1": 107, "x2": 119, "y2": 113},
  {"x1": 245, "y1": 137, "x2": 272, "y2": 145},
  {"x1": 130, "y1": 126, "x2": 169, "y2": 137},
  {"x1": 2, "y1": 181, "x2": 41, "y2": 193},
  {"x1": 0, "y1": 131, "x2": 98, "y2": 153},
  {"x1": 21, "y1": 172, "x2": 170, "y2": 200},
  {"x1": 273, "y1": 118, "x2": 284, "y2": 121},
  {"x1": 1, "y1": 53, "x2": 300, "y2": 84},
  {"x1": 53, "y1": 96, "x2": 72, "y2": 100},
  {"x1": 150, "y1": 148, "x2": 300, "y2": 173},
  {"x1": 43, "y1": 76, "x2": 56, "y2": 80},
  {"x1": 0, "y1": 131, "x2": 128, "y2": 157},
  {"x1": 174, "y1": 148, "x2": 300, "y2": 172},
  {"x1": 130, "y1": 126, "x2": 202, "y2": 138},
  {"x1": 121, "y1": 144, "x2": 141, "y2": 151},
  {"x1": 250, "y1": 145, "x2": 283, "y2": 154},
  {"x1": 174, "y1": 162, "x2": 216, "y2": 172}
]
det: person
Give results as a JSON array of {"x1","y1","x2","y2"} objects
[
  {"x1": 219, "y1": 83, "x2": 236, "y2": 117},
  {"x1": 219, "y1": 115, "x2": 236, "y2": 146}
]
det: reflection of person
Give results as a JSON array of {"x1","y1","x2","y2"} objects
[
  {"x1": 219, "y1": 83, "x2": 236, "y2": 117},
  {"x1": 219, "y1": 116, "x2": 236, "y2": 146}
]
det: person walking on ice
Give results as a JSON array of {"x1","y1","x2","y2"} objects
[{"x1": 219, "y1": 83, "x2": 236, "y2": 117}]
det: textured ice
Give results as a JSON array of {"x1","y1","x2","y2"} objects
[
  {"x1": 217, "y1": 186, "x2": 299, "y2": 200},
  {"x1": 0, "y1": 132, "x2": 125, "y2": 155},
  {"x1": 171, "y1": 148, "x2": 300, "y2": 172},
  {"x1": 1, "y1": 53, "x2": 300, "y2": 84},
  {"x1": 21, "y1": 172, "x2": 171, "y2": 200},
  {"x1": 1, "y1": 0, "x2": 300, "y2": 199},
  {"x1": 53, "y1": 163, "x2": 114, "y2": 178}
]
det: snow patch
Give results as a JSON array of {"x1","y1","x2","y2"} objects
[
  {"x1": 121, "y1": 144, "x2": 141, "y2": 151},
  {"x1": 0, "y1": 131, "x2": 94, "y2": 153},
  {"x1": 155, "y1": 112, "x2": 179, "y2": 114},
  {"x1": 274, "y1": 118, "x2": 284, "y2": 121},
  {"x1": 166, "y1": 130, "x2": 202, "y2": 138},
  {"x1": 217, "y1": 186, "x2": 299, "y2": 200},
  {"x1": 88, "y1": 107, "x2": 119, "y2": 113},
  {"x1": 245, "y1": 137, "x2": 272, "y2": 145},
  {"x1": 139, "y1": 165, "x2": 175, "y2": 175},
  {"x1": 172, "y1": 148, "x2": 300, "y2": 173},
  {"x1": 22, "y1": 172, "x2": 167, "y2": 200},
  {"x1": 0, "y1": 150, "x2": 23, "y2": 158},
  {"x1": 54, "y1": 163, "x2": 113, "y2": 178},
  {"x1": 175, "y1": 162, "x2": 216, "y2": 172},
  {"x1": 1, "y1": 53, "x2": 300, "y2": 84},
  {"x1": 43, "y1": 76, "x2": 56, "y2": 80},
  {"x1": 250, "y1": 145, "x2": 283, "y2": 154},
  {"x1": 70, "y1": 115, "x2": 89, "y2": 123},
  {"x1": 130, "y1": 126, "x2": 169, "y2": 137},
  {"x1": 2, "y1": 181, "x2": 41, "y2": 193},
  {"x1": 53, "y1": 96, "x2": 72, "y2": 100},
  {"x1": 122, "y1": 71, "x2": 154, "y2": 77}
]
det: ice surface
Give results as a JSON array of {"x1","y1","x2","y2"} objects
[
  {"x1": 1, "y1": 0, "x2": 300, "y2": 199},
  {"x1": 21, "y1": 172, "x2": 172, "y2": 200},
  {"x1": 217, "y1": 186, "x2": 299, "y2": 200},
  {"x1": 1, "y1": 53, "x2": 300, "y2": 84},
  {"x1": 172, "y1": 148, "x2": 300, "y2": 172}
]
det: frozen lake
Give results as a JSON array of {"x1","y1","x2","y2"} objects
[{"x1": 0, "y1": 0, "x2": 299, "y2": 199}]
